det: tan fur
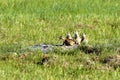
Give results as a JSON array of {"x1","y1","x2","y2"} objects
[{"x1": 59, "y1": 36, "x2": 75, "y2": 46}]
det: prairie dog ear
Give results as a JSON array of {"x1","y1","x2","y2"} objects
[{"x1": 66, "y1": 33, "x2": 72, "y2": 39}]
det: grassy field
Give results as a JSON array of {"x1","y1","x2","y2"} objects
[{"x1": 0, "y1": 0, "x2": 120, "y2": 80}]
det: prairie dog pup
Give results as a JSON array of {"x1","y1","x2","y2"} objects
[
  {"x1": 81, "y1": 33, "x2": 88, "y2": 44},
  {"x1": 74, "y1": 31, "x2": 81, "y2": 45}
]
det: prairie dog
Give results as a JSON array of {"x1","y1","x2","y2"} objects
[
  {"x1": 74, "y1": 31, "x2": 81, "y2": 45},
  {"x1": 81, "y1": 33, "x2": 88, "y2": 44}
]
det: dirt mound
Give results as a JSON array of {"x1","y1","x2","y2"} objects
[
  {"x1": 102, "y1": 55, "x2": 120, "y2": 69},
  {"x1": 79, "y1": 45, "x2": 102, "y2": 55}
]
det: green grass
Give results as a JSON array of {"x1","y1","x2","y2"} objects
[{"x1": 0, "y1": 0, "x2": 120, "y2": 80}]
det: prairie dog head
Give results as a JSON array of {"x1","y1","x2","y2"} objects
[{"x1": 66, "y1": 33, "x2": 72, "y2": 39}]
